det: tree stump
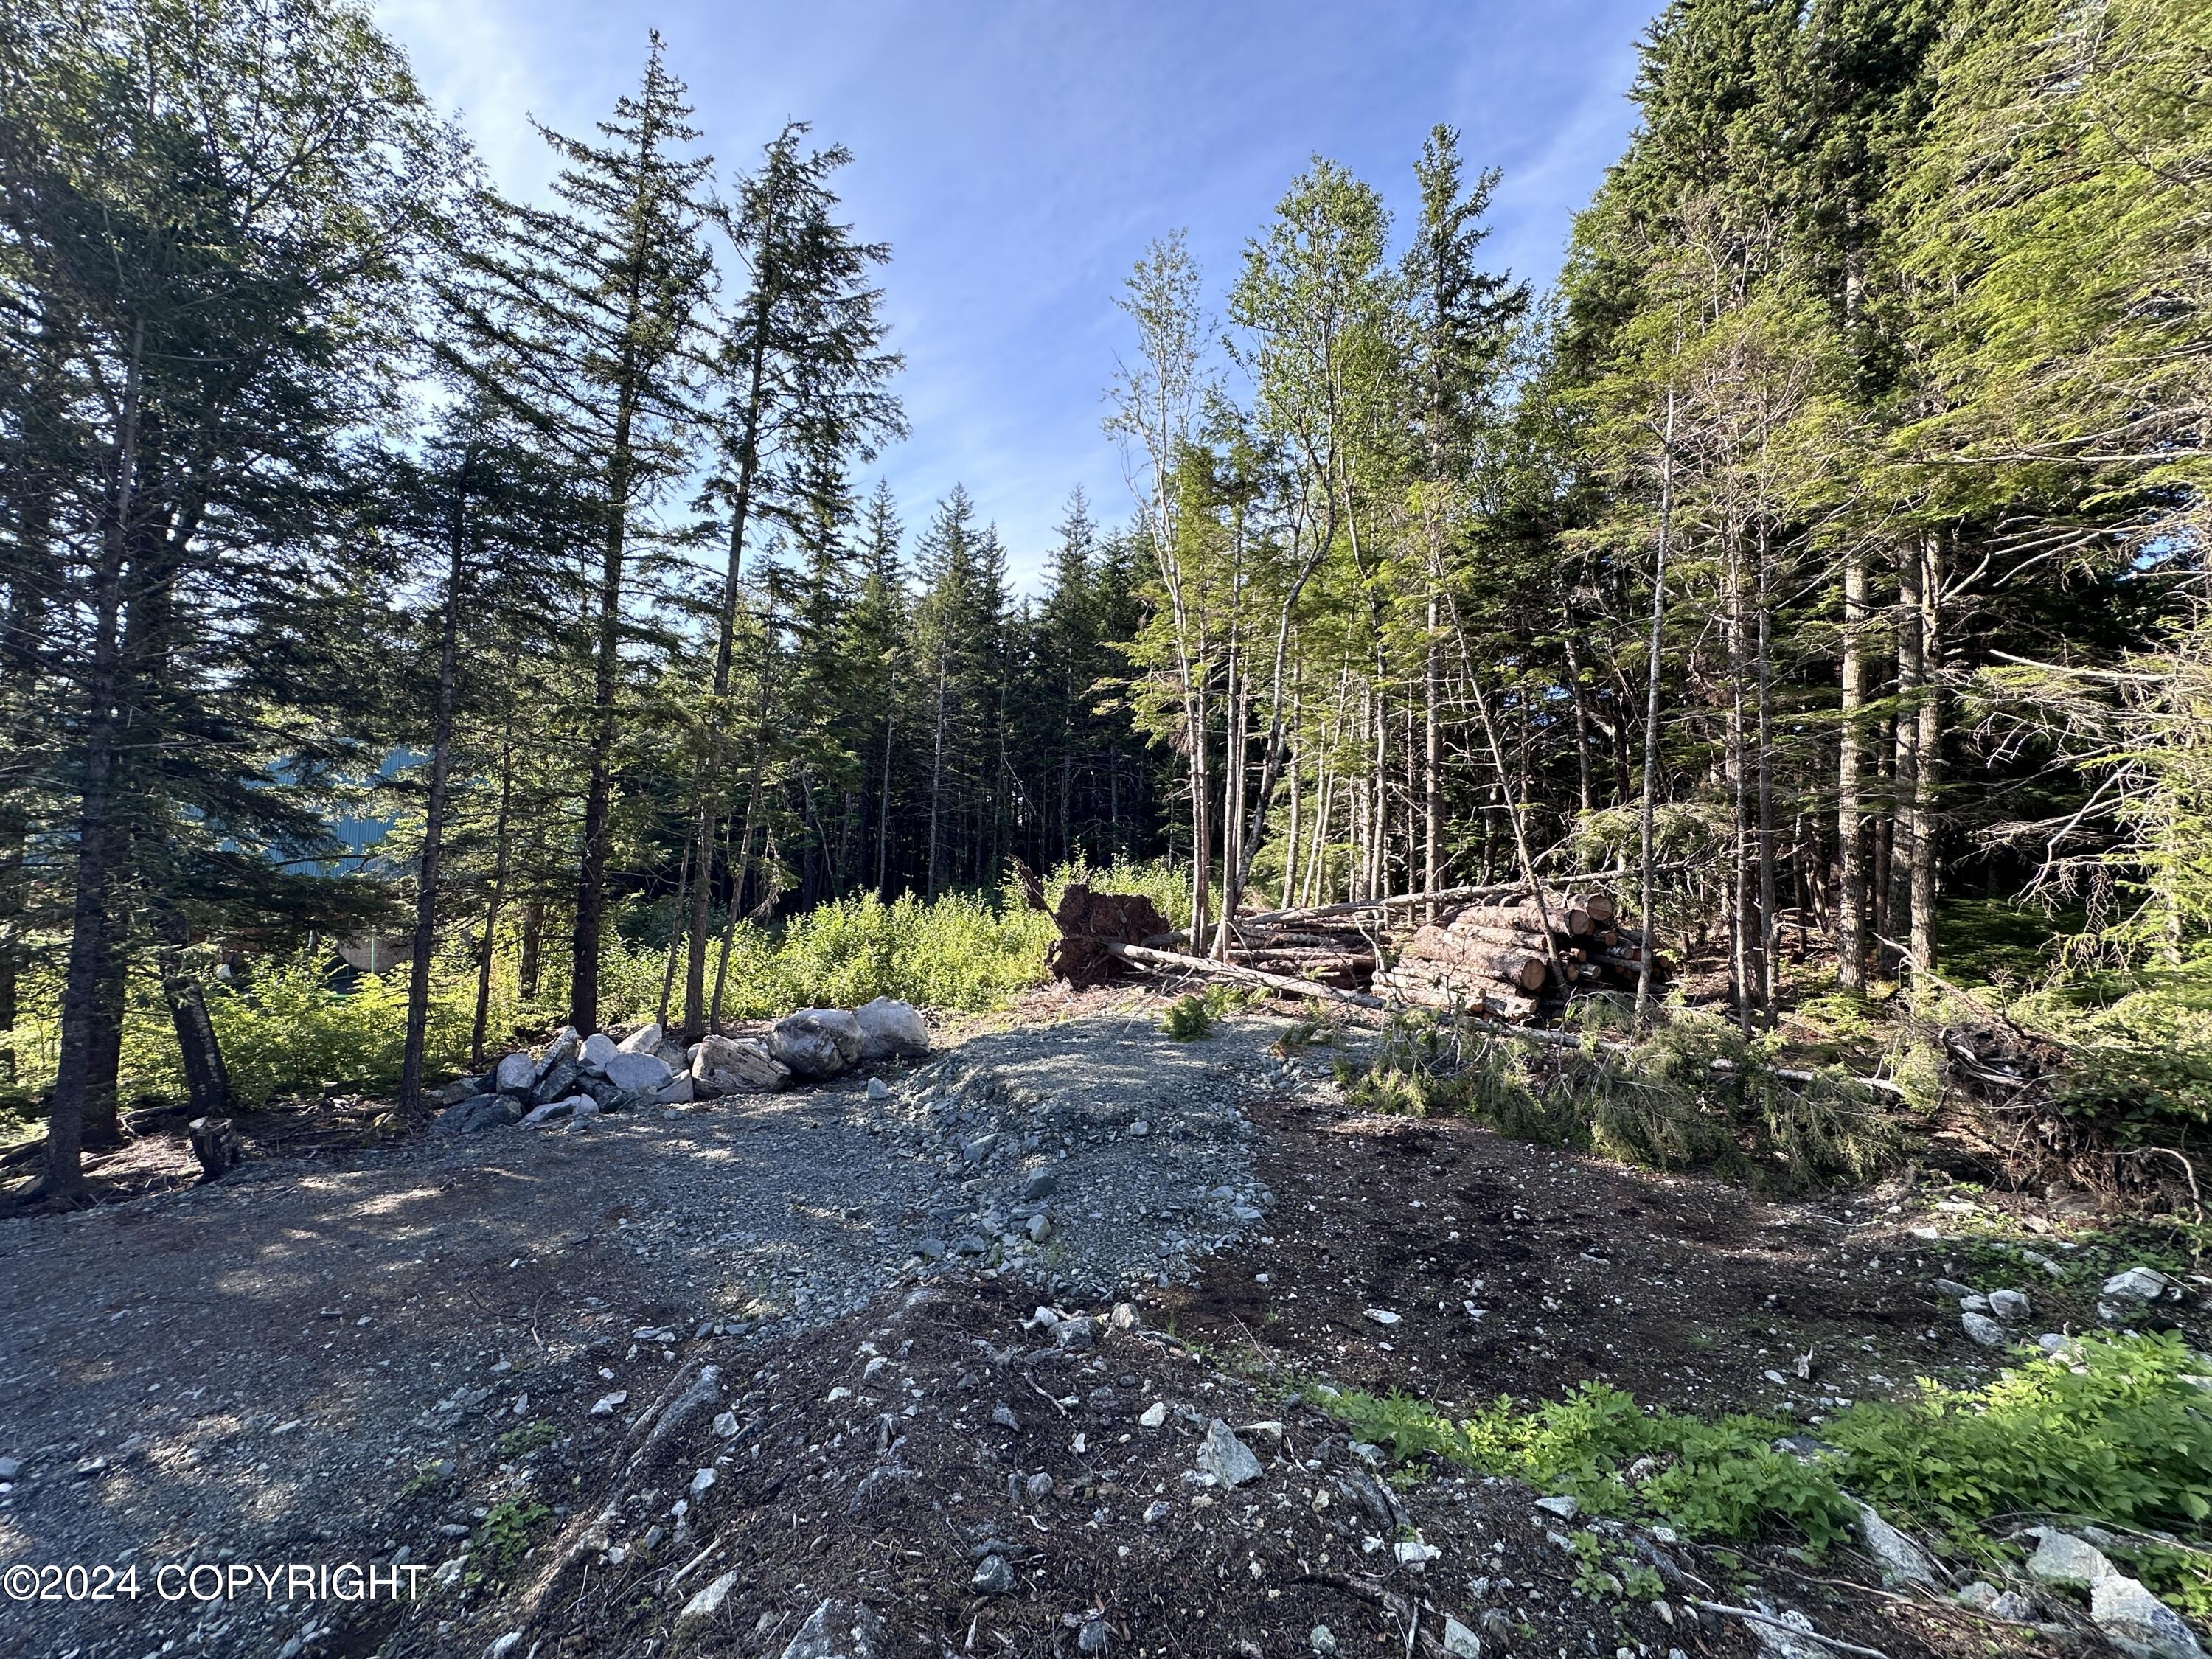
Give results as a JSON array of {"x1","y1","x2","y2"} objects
[
  {"x1": 188, "y1": 1116, "x2": 243, "y2": 1180},
  {"x1": 1046, "y1": 883, "x2": 1172, "y2": 988}
]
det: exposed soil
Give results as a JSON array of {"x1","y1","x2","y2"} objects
[{"x1": 0, "y1": 989, "x2": 2161, "y2": 1659}]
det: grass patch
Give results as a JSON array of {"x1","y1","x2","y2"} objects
[
  {"x1": 1310, "y1": 1330, "x2": 2212, "y2": 1596},
  {"x1": 1340, "y1": 1007, "x2": 1905, "y2": 1189}
]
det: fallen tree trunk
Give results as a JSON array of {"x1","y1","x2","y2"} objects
[
  {"x1": 1105, "y1": 942, "x2": 1386, "y2": 1012},
  {"x1": 1397, "y1": 926, "x2": 1549, "y2": 992}
]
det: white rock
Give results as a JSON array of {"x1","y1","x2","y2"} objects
[
  {"x1": 1363, "y1": 1308, "x2": 1401, "y2": 1326},
  {"x1": 713, "y1": 1411, "x2": 740, "y2": 1438},
  {"x1": 580, "y1": 1032, "x2": 621, "y2": 1071},
  {"x1": 1851, "y1": 1500, "x2": 1937, "y2": 1586},
  {"x1": 855, "y1": 997, "x2": 931, "y2": 1060},
  {"x1": 1394, "y1": 1539, "x2": 1433, "y2": 1570},
  {"x1": 590, "y1": 1391, "x2": 627, "y2": 1416},
  {"x1": 494, "y1": 1051, "x2": 536, "y2": 1093},
  {"x1": 1442, "y1": 1615, "x2": 1481, "y2": 1657},
  {"x1": 2094, "y1": 1575, "x2": 2208, "y2": 1659},
  {"x1": 1534, "y1": 1495, "x2": 1579, "y2": 1520},
  {"x1": 2025, "y1": 1527, "x2": 2115, "y2": 1589},
  {"x1": 691, "y1": 1033, "x2": 788, "y2": 1094},
  {"x1": 617, "y1": 1022, "x2": 664, "y2": 1054},
  {"x1": 866, "y1": 1077, "x2": 891, "y2": 1101},
  {"x1": 602, "y1": 1050, "x2": 672, "y2": 1091},
  {"x1": 1138, "y1": 1402, "x2": 1167, "y2": 1428},
  {"x1": 675, "y1": 1568, "x2": 740, "y2": 1633},
  {"x1": 689, "y1": 1466, "x2": 716, "y2": 1498},
  {"x1": 487, "y1": 1634, "x2": 524, "y2": 1659},
  {"x1": 520, "y1": 1098, "x2": 578, "y2": 1127}
]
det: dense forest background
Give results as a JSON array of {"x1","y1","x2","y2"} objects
[{"x1": 3, "y1": 0, "x2": 2208, "y2": 1198}]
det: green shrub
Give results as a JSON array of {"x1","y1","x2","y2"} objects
[
  {"x1": 1162, "y1": 994, "x2": 1216, "y2": 1041},
  {"x1": 1312, "y1": 1332, "x2": 2212, "y2": 1557}
]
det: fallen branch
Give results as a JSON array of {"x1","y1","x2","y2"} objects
[{"x1": 1688, "y1": 1599, "x2": 1889, "y2": 1659}]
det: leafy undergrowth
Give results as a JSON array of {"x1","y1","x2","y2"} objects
[
  {"x1": 1341, "y1": 1005, "x2": 1910, "y2": 1190},
  {"x1": 1311, "y1": 1330, "x2": 2212, "y2": 1608}
]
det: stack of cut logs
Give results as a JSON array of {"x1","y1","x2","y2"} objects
[
  {"x1": 1040, "y1": 874, "x2": 1662, "y2": 1026},
  {"x1": 1375, "y1": 888, "x2": 1659, "y2": 1020}
]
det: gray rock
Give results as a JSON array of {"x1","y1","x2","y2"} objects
[
  {"x1": 2025, "y1": 1527, "x2": 2114, "y2": 1590},
  {"x1": 1198, "y1": 1419, "x2": 1263, "y2": 1486},
  {"x1": 675, "y1": 1568, "x2": 740, "y2": 1634},
  {"x1": 1987, "y1": 1289, "x2": 2031, "y2": 1321},
  {"x1": 962, "y1": 1133, "x2": 1002, "y2": 1165},
  {"x1": 779, "y1": 1596, "x2": 889, "y2": 1659},
  {"x1": 538, "y1": 1027, "x2": 582, "y2": 1073},
  {"x1": 855, "y1": 997, "x2": 930, "y2": 1061},
  {"x1": 532, "y1": 1058, "x2": 582, "y2": 1106},
  {"x1": 581, "y1": 1032, "x2": 621, "y2": 1071},
  {"x1": 1053, "y1": 1315, "x2": 1093, "y2": 1349},
  {"x1": 690, "y1": 1033, "x2": 788, "y2": 1095},
  {"x1": 1310, "y1": 1627, "x2": 1339, "y2": 1655},
  {"x1": 866, "y1": 1077, "x2": 891, "y2": 1101},
  {"x1": 1851, "y1": 1500, "x2": 1937, "y2": 1586},
  {"x1": 1026, "y1": 1214, "x2": 1052, "y2": 1243},
  {"x1": 616, "y1": 1022, "x2": 664, "y2": 1055},
  {"x1": 972, "y1": 1554, "x2": 1015, "y2": 1594},
  {"x1": 1021, "y1": 1170, "x2": 1059, "y2": 1203},
  {"x1": 0, "y1": 1456, "x2": 21, "y2": 1480},
  {"x1": 1933, "y1": 1279, "x2": 1972, "y2": 1297},
  {"x1": 1441, "y1": 1615, "x2": 1481, "y2": 1658},
  {"x1": 1961, "y1": 1312, "x2": 2008, "y2": 1348},
  {"x1": 602, "y1": 1050, "x2": 673, "y2": 1092},
  {"x1": 1987, "y1": 1591, "x2": 2031, "y2": 1621},
  {"x1": 2094, "y1": 1576, "x2": 2207, "y2": 1659},
  {"x1": 1023, "y1": 1471, "x2": 1054, "y2": 1500},
  {"x1": 916, "y1": 1237, "x2": 947, "y2": 1261},
  {"x1": 1077, "y1": 1616, "x2": 1110, "y2": 1653},
  {"x1": 494, "y1": 1051, "x2": 537, "y2": 1095},
  {"x1": 1534, "y1": 1495, "x2": 1579, "y2": 1520},
  {"x1": 2104, "y1": 1267, "x2": 2183, "y2": 1304},
  {"x1": 655, "y1": 1074, "x2": 695, "y2": 1104},
  {"x1": 772, "y1": 1009, "x2": 865, "y2": 1079},
  {"x1": 1143, "y1": 1499, "x2": 1170, "y2": 1525},
  {"x1": 1955, "y1": 1582, "x2": 2001, "y2": 1610},
  {"x1": 431, "y1": 1094, "x2": 524, "y2": 1136}
]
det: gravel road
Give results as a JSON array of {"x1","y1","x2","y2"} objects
[{"x1": 0, "y1": 1011, "x2": 1295, "y2": 1658}]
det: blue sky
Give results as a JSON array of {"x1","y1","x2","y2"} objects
[{"x1": 375, "y1": 0, "x2": 1659, "y2": 588}]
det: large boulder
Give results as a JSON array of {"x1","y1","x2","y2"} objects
[
  {"x1": 771, "y1": 1009, "x2": 864, "y2": 1079},
  {"x1": 855, "y1": 998, "x2": 929, "y2": 1062},
  {"x1": 602, "y1": 1050, "x2": 673, "y2": 1092},
  {"x1": 493, "y1": 1051, "x2": 537, "y2": 1096},
  {"x1": 691, "y1": 1034, "x2": 789, "y2": 1095},
  {"x1": 580, "y1": 1032, "x2": 622, "y2": 1071},
  {"x1": 617, "y1": 1022, "x2": 665, "y2": 1055}
]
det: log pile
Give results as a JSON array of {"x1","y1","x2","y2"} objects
[
  {"x1": 1375, "y1": 888, "x2": 1662, "y2": 1020},
  {"x1": 1044, "y1": 878, "x2": 1663, "y2": 1026}
]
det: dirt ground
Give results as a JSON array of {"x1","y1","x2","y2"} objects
[{"x1": 0, "y1": 987, "x2": 2158, "y2": 1658}]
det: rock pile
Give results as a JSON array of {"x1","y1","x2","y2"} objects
[{"x1": 428, "y1": 998, "x2": 931, "y2": 1135}]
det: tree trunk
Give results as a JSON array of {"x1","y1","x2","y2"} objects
[
  {"x1": 571, "y1": 375, "x2": 639, "y2": 1035},
  {"x1": 401, "y1": 452, "x2": 473, "y2": 1110},
  {"x1": 1834, "y1": 544, "x2": 1870, "y2": 993},
  {"x1": 1908, "y1": 530, "x2": 1944, "y2": 975},
  {"x1": 1634, "y1": 389, "x2": 1676, "y2": 1031},
  {"x1": 518, "y1": 897, "x2": 545, "y2": 1004},
  {"x1": 39, "y1": 317, "x2": 143, "y2": 1200},
  {"x1": 470, "y1": 714, "x2": 518, "y2": 1064},
  {"x1": 1887, "y1": 542, "x2": 1922, "y2": 977}
]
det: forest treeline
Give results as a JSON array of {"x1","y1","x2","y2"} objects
[{"x1": 3, "y1": 0, "x2": 2208, "y2": 1197}]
